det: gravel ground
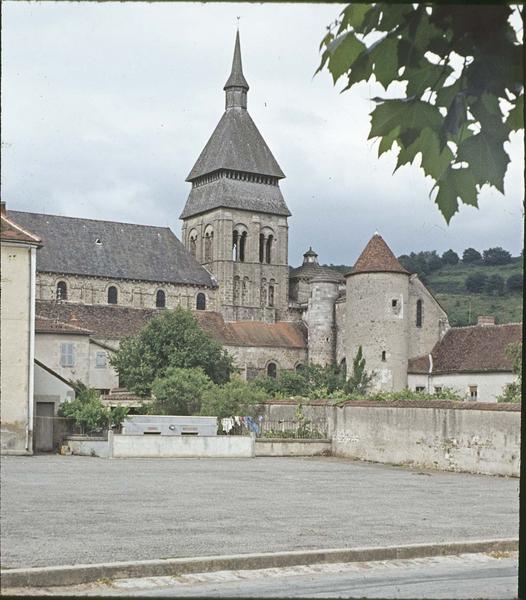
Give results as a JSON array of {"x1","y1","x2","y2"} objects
[{"x1": 0, "y1": 455, "x2": 519, "y2": 569}]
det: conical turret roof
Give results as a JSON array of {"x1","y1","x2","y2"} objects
[
  {"x1": 348, "y1": 233, "x2": 409, "y2": 276},
  {"x1": 224, "y1": 30, "x2": 249, "y2": 90}
]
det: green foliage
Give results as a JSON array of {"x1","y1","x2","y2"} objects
[
  {"x1": 200, "y1": 378, "x2": 267, "y2": 420},
  {"x1": 110, "y1": 307, "x2": 233, "y2": 397},
  {"x1": 465, "y1": 272, "x2": 488, "y2": 293},
  {"x1": 507, "y1": 273, "x2": 523, "y2": 293},
  {"x1": 150, "y1": 367, "x2": 212, "y2": 415},
  {"x1": 462, "y1": 248, "x2": 482, "y2": 263},
  {"x1": 334, "y1": 387, "x2": 463, "y2": 405},
  {"x1": 497, "y1": 342, "x2": 522, "y2": 403},
  {"x1": 58, "y1": 385, "x2": 129, "y2": 433},
  {"x1": 482, "y1": 246, "x2": 512, "y2": 266},
  {"x1": 442, "y1": 249, "x2": 459, "y2": 265},
  {"x1": 319, "y1": 4, "x2": 523, "y2": 222},
  {"x1": 485, "y1": 274, "x2": 505, "y2": 296},
  {"x1": 344, "y1": 346, "x2": 373, "y2": 395}
]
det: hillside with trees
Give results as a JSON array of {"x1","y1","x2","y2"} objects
[{"x1": 326, "y1": 246, "x2": 523, "y2": 326}]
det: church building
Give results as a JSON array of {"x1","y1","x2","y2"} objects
[{"x1": 1, "y1": 30, "x2": 521, "y2": 437}]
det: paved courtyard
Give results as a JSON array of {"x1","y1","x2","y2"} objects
[{"x1": 0, "y1": 456, "x2": 519, "y2": 569}]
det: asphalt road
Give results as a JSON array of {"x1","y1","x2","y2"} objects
[
  {"x1": 3, "y1": 553, "x2": 518, "y2": 598},
  {"x1": 0, "y1": 455, "x2": 519, "y2": 569}
]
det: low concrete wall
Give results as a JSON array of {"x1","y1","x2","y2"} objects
[
  {"x1": 111, "y1": 433, "x2": 255, "y2": 458},
  {"x1": 255, "y1": 439, "x2": 331, "y2": 457},
  {"x1": 64, "y1": 437, "x2": 109, "y2": 458}
]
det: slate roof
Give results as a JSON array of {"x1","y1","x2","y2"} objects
[
  {"x1": 348, "y1": 233, "x2": 409, "y2": 276},
  {"x1": 407, "y1": 323, "x2": 522, "y2": 374},
  {"x1": 35, "y1": 300, "x2": 307, "y2": 349},
  {"x1": 224, "y1": 30, "x2": 249, "y2": 90},
  {"x1": 186, "y1": 109, "x2": 285, "y2": 182},
  {"x1": 10, "y1": 211, "x2": 216, "y2": 287},
  {"x1": 1, "y1": 206, "x2": 41, "y2": 246},
  {"x1": 181, "y1": 177, "x2": 290, "y2": 219},
  {"x1": 289, "y1": 247, "x2": 344, "y2": 282}
]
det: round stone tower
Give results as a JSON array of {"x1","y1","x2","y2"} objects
[
  {"x1": 345, "y1": 233, "x2": 410, "y2": 392},
  {"x1": 307, "y1": 272, "x2": 341, "y2": 367}
]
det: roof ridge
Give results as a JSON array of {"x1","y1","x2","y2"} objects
[{"x1": 1, "y1": 213, "x2": 42, "y2": 243}]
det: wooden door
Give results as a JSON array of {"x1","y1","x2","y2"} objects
[{"x1": 34, "y1": 402, "x2": 55, "y2": 452}]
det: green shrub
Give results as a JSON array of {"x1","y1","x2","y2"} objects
[
  {"x1": 333, "y1": 387, "x2": 463, "y2": 405},
  {"x1": 200, "y1": 378, "x2": 267, "y2": 419},
  {"x1": 497, "y1": 343, "x2": 522, "y2": 403},
  {"x1": 150, "y1": 367, "x2": 213, "y2": 415}
]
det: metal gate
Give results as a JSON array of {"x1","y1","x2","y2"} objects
[{"x1": 34, "y1": 402, "x2": 54, "y2": 452}]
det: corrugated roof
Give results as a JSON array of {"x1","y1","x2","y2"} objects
[
  {"x1": 349, "y1": 233, "x2": 409, "y2": 276},
  {"x1": 186, "y1": 108, "x2": 285, "y2": 183},
  {"x1": 10, "y1": 211, "x2": 216, "y2": 287},
  {"x1": 408, "y1": 322, "x2": 522, "y2": 374},
  {"x1": 180, "y1": 177, "x2": 290, "y2": 219}
]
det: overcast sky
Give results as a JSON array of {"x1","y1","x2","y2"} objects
[{"x1": 2, "y1": 2, "x2": 524, "y2": 266}]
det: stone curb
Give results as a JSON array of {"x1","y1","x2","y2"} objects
[{"x1": 1, "y1": 538, "x2": 517, "y2": 589}]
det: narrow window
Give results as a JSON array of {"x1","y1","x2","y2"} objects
[
  {"x1": 232, "y1": 230, "x2": 239, "y2": 261},
  {"x1": 108, "y1": 286, "x2": 118, "y2": 304},
  {"x1": 189, "y1": 234, "x2": 197, "y2": 258},
  {"x1": 233, "y1": 276, "x2": 241, "y2": 303},
  {"x1": 204, "y1": 231, "x2": 213, "y2": 262},
  {"x1": 265, "y1": 235, "x2": 273, "y2": 264},
  {"x1": 196, "y1": 293, "x2": 206, "y2": 311},
  {"x1": 156, "y1": 290, "x2": 166, "y2": 308},
  {"x1": 416, "y1": 299, "x2": 423, "y2": 327},
  {"x1": 239, "y1": 231, "x2": 247, "y2": 262},
  {"x1": 56, "y1": 281, "x2": 67, "y2": 301},
  {"x1": 60, "y1": 343, "x2": 75, "y2": 367},
  {"x1": 267, "y1": 362, "x2": 277, "y2": 379},
  {"x1": 259, "y1": 234, "x2": 265, "y2": 263},
  {"x1": 469, "y1": 385, "x2": 478, "y2": 401},
  {"x1": 381, "y1": 350, "x2": 386, "y2": 362},
  {"x1": 95, "y1": 351, "x2": 107, "y2": 368},
  {"x1": 268, "y1": 284, "x2": 275, "y2": 307},
  {"x1": 415, "y1": 386, "x2": 425, "y2": 393},
  {"x1": 391, "y1": 299, "x2": 398, "y2": 308}
]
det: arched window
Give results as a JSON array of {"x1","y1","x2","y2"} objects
[
  {"x1": 232, "y1": 230, "x2": 239, "y2": 261},
  {"x1": 56, "y1": 281, "x2": 67, "y2": 301},
  {"x1": 416, "y1": 299, "x2": 423, "y2": 327},
  {"x1": 267, "y1": 362, "x2": 277, "y2": 379},
  {"x1": 107, "y1": 286, "x2": 118, "y2": 305},
  {"x1": 156, "y1": 290, "x2": 166, "y2": 308},
  {"x1": 259, "y1": 233, "x2": 265, "y2": 263},
  {"x1": 265, "y1": 235, "x2": 273, "y2": 264},
  {"x1": 204, "y1": 229, "x2": 213, "y2": 262},
  {"x1": 189, "y1": 231, "x2": 197, "y2": 258},
  {"x1": 268, "y1": 284, "x2": 275, "y2": 307},
  {"x1": 295, "y1": 363, "x2": 304, "y2": 372},
  {"x1": 239, "y1": 231, "x2": 247, "y2": 262},
  {"x1": 196, "y1": 293, "x2": 206, "y2": 311}
]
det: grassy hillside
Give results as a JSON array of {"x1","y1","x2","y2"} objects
[{"x1": 325, "y1": 259, "x2": 523, "y2": 326}]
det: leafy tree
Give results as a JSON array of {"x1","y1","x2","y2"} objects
[
  {"x1": 344, "y1": 346, "x2": 374, "y2": 395},
  {"x1": 482, "y1": 246, "x2": 512, "y2": 266},
  {"x1": 507, "y1": 273, "x2": 524, "y2": 293},
  {"x1": 462, "y1": 248, "x2": 482, "y2": 263},
  {"x1": 485, "y1": 274, "x2": 505, "y2": 296},
  {"x1": 110, "y1": 307, "x2": 233, "y2": 397},
  {"x1": 200, "y1": 379, "x2": 267, "y2": 420},
  {"x1": 425, "y1": 250, "x2": 443, "y2": 272},
  {"x1": 465, "y1": 272, "x2": 487, "y2": 293},
  {"x1": 318, "y1": 4, "x2": 523, "y2": 222},
  {"x1": 442, "y1": 249, "x2": 459, "y2": 265},
  {"x1": 498, "y1": 342, "x2": 522, "y2": 403},
  {"x1": 150, "y1": 367, "x2": 213, "y2": 415}
]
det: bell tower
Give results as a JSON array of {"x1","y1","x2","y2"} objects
[{"x1": 180, "y1": 32, "x2": 291, "y2": 323}]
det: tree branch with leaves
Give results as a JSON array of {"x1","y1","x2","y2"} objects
[{"x1": 318, "y1": 4, "x2": 523, "y2": 222}]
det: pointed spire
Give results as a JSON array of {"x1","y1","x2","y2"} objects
[
  {"x1": 349, "y1": 233, "x2": 409, "y2": 276},
  {"x1": 224, "y1": 31, "x2": 249, "y2": 109}
]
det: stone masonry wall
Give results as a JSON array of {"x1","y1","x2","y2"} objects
[{"x1": 225, "y1": 345, "x2": 307, "y2": 380}]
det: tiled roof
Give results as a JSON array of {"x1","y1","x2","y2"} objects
[
  {"x1": 10, "y1": 211, "x2": 216, "y2": 287},
  {"x1": 1, "y1": 208, "x2": 41, "y2": 245},
  {"x1": 186, "y1": 82, "x2": 284, "y2": 184},
  {"x1": 180, "y1": 177, "x2": 290, "y2": 219},
  {"x1": 35, "y1": 315, "x2": 92, "y2": 336},
  {"x1": 408, "y1": 323, "x2": 522, "y2": 374},
  {"x1": 35, "y1": 300, "x2": 307, "y2": 349},
  {"x1": 348, "y1": 233, "x2": 409, "y2": 276},
  {"x1": 289, "y1": 263, "x2": 344, "y2": 282}
]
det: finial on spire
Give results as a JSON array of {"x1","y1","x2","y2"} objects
[
  {"x1": 224, "y1": 30, "x2": 249, "y2": 109},
  {"x1": 236, "y1": 16, "x2": 240, "y2": 30}
]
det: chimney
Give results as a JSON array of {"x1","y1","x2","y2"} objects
[
  {"x1": 477, "y1": 315, "x2": 495, "y2": 326},
  {"x1": 1, "y1": 201, "x2": 6, "y2": 215}
]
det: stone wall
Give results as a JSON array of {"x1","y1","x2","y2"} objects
[
  {"x1": 36, "y1": 272, "x2": 217, "y2": 312},
  {"x1": 306, "y1": 279, "x2": 339, "y2": 366},
  {"x1": 225, "y1": 345, "x2": 307, "y2": 380}
]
